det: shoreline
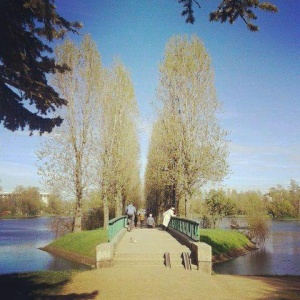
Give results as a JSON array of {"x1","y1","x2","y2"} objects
[
  {"x1": 212, "y1": 244, "x2": 258, "y2": 264},
  {"x1": 41, "y1": 243, "x2": 257, "y2": 268},
  {"x1": 40, "y1": 245, "x2": 96, "y2": 268}
]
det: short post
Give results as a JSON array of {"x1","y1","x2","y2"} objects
[
  {"x1": 96, "y1": 216, "x2": 127, "y2": 268},
  {"x1": 96, "y1": 243, "x2": 114, "y2": 268},
  {"x1": 168, "y1": 217, "x2": 212, "y2": 274},
  {"x1": 190, "y1": 242, "x2": 212, "y2": 274}
]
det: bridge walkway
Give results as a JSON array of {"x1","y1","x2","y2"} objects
[{"x1": 113, "y1": 227, "x2": 194, "y2": 269}]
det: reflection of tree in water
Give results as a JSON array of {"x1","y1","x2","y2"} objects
[
  {"x1": 45, "y1": 254, "x2": 91, "y2": 272},
  {"x1": 214, "y1": 246, "x2": 273, "y2": 275},
  {"x1": 247, "y1": 247, "x2": 273, "y2": 275}
]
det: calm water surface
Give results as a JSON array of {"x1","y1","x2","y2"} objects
[
  {"x1": 0, "y1": 217, "x2": 90, "y2": 275},
  {"x1": 213, "y1": 219, "x2": 300, "y2": 275},
  {"x1": 2, "y1": 217, "x2": 299, "y2": 275}
]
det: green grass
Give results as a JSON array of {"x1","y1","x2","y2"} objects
[
  {"x1": 0, "y1": 270, "x2": 74, "y2": 298},
  {"x1": 200, "y1": 228, "x2": 253, "y2": 256},
  {"x1": 49, "y1": 227, "x2": 108, "y2": 258},
  {"x1": 49, "y1": 227, "x2": 250, "y2": 260}
]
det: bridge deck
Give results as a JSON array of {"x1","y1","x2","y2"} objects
[
  {"x1": 117, "y1": 228, "x2": 189, "y2": 253},
  {"x1": 114, "y1": 227, "x2": 191, "y2": 268}
]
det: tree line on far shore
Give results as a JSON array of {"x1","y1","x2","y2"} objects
[{"x1": 1, "y1": 179, "x2": 299, "y2": 223}]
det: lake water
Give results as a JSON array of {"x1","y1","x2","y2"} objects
[
  {"x1": 1, "y1": 217, "x2": 299, "y2": 275},
  {"x1": 213, "y1": 219, "x2": 300, "y2": 275},
  {"x1": 0, "y1": 217, "x2": 90, "y2": 275}
]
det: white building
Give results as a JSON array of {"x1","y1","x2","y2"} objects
[{"x1": 0, "y1": 191, "x2": 50, "y2": 206}]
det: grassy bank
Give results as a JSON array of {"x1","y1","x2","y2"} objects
[
  {"x1": 43, "y1": 227, "x2": 108, "y2": 260},
  {"x1": 201, "y1": 228, "x2": 256, "y2": 262}
]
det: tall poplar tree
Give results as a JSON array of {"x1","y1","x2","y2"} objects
[
  {"x1": 145, "y1": 119, "x2": 174, "y2": 220},
  {"x1": 37, "y1": 35, "x2": 103, "y2": 232},
  {"x1": 98, "y1": 60, "x2": 140, "y2": 227},
  {"x1": 146, "y1": 35, "x2": 228, "y2": 217}
]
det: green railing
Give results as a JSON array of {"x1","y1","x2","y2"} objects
[
  {"x1": 169, "y1": 216, "x2": 200, "y2": 241},
  {"x1": 108, "y1": 216, "x2": 127, "y2": 242}
]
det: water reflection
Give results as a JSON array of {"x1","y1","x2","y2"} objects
[
  {"x1": 0, "y1": 217, "x2": 91, "y2": 275},
  {"x1": 45, "y1": 255, "x2": 91, "y2": 272},
  {"x1": 213, "y1": 219, "x2": 300, "y2": 275}
]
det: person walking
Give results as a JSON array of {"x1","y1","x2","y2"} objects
[
  {"x1": 146, "y1": 214, "x2": 155, "y2": 228},
  {"x1": 125, "y1": 203, "x2": 136, "y2": 231},
  {"x1": 138, "y1": 213, "x2": 145, "y2": 228},
  {"x1": 162, "y1": 207, "x2": 175, "y2": 230},
  {"x1": 134, "y1": 214, "x2": 138, "y2": 227}
]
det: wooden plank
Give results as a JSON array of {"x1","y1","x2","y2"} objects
[
  {"x1": 164, "y1": 252, "x2": 171, "y2": 268},
  {"x1": 182, "y1": 252, "x2": 192, "y2": 270}
]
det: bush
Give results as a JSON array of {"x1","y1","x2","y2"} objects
[
  {"x1": 201, "y1": 215, "x2": 212, "y2": 228},
  {"x1": 246, "y1": 215, "x2": 270, "y2": 245},
  {"x1": 82, "y1": 207, "x2": 115, "y2": 230},
  {"x1": 48, "y1": 217, "x2": 73, "y2": 238},
  {"x1": 82, "y1": 208, "x2": 103, "y2": 230}
]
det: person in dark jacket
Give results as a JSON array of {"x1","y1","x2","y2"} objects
[{"x1": 125, "y1": 203, "x2": 136, "y2": 231}]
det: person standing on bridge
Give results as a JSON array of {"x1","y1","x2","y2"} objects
[
  {"x1": 125, "y1": 203, "x2": 136, "y2": 231},
  {"x1": 146, "y1": 214, "x2": 155, "y2": 228},
  {"x1": 162, "y1": 207, "x2": 175, "y2": 230}
]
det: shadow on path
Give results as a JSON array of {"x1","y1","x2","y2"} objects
[
  {"x1": 0, "y1": 269, "x2": 299, "y2": 299},
  {"x1": 0, "y1": 272, "x2": 98, "y2": 300},
  {"x1": 250, "y1": 275, "x2": 300, "y2": 300}
]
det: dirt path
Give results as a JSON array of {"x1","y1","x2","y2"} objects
[{"x1": 61, "y1": 267, "x2": 300, "y2": 300}]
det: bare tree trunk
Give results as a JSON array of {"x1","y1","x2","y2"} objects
[
  {"x1": 115, "y1": 188, "x2": 123, "y2": 217},
  {"x1": 73, "y1": 151, "x2": 83, "y2": 232},
  {"x1": 184, "y1": 192, "x2": 191, "y2": 218},
  {"x1": 103, "y1": 193, "x2": 109, "y2": 229},
  {"x1": 73, "y1": 196, "x2": 82, "y2": 232}
]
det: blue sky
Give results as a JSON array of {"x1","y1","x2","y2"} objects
[{"x1": 0, "y1": 0, "x2": 299, "y2": 193}]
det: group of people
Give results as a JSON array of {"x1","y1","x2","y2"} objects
[
  {"x1": 125, "y1": 203, "x2": 176, "y2": 232},
  {"x1": 125, "y1": 203, "x2": 156, "y2": 231}
]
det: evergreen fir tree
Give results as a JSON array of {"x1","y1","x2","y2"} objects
[{"x1": 0, "y1": 0, "x2": 81, "y2": 134}]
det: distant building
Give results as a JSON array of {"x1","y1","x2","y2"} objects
[
  {"x1": 0, "y1": 192, "x2": 10, "y2": 199},
  {"x1": 0, "y1": 191, "x2": 50, "y2": 206},
  {"x1": 40, "y1": 192, "x2": 50, "y2": 205}
]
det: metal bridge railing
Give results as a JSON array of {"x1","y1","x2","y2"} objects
[
  {"x1": 108, "y1": 216, "x2": 127, "y2": 242},
  {"x1": 169, "y1": 216, "x2": 200, "y2": 241}
]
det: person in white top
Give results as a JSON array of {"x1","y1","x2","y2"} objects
[{"x1": 162, "y1": 207, "x2": 175, "y2": 230}]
